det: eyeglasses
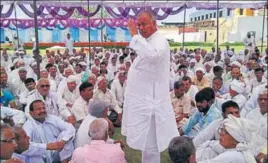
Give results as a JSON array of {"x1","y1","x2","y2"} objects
[
  {"x1": 40, "y1": 85, "x2": 50, "y2": 88},
  {"x1": 1, "y1": 138, "x2": 16, "y2": 144}
]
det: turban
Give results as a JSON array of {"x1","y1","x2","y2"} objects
[
  {"x1": 195, "y1": 67, "x2": 205, "y2": 74},
  {"x1": 231, "y1": 61, "x2": 242, "y2": 68},
  {"x1": 96, "y1": 76, "x2": 106, "y2": 86},
  {"x1": 18, "y1": 67, "x2": 27, "y2": 72},
  {"x1": 204, "y1": 61, "x2": 214, "y2": 67},
  {"x1": 67, "y1": 75, "x2": 78, "y2": 83},
  {"x1": 1, "y1": 106, "x2": 17, "y2": 119},
  {"x1": 30, "y1": 61, "x2": 37, "y2": 67},
  {"x1": 88, "y1": 99, "x2": 110, "y2": 118},
  {"x1": 230, "y1": 79, "x2": 245, "y2": 94},
  {"x1": 190, "y1": 58, "x2": 197, "y2": 63},
  {"x1": 78, "y1": 61, "x2": 87, "y2": 66},
  {"x1": 223, "y1": 115, "x2": 257, "y2": 163}
]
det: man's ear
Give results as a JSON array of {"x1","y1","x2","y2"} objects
[{"x1": 188, "y1": 154, "x2": 196, "y2": 163}]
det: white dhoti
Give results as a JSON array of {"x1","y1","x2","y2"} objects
[{"x1": 142, "y1": 115, "x2": 160, "y2": 163}]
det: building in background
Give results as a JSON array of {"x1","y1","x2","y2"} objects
[
  {"x1": 157, "y1": 8, "x2": 267, "y2": 45},
  {"x1": 187, "y1": 8, "x2": 267, "y2": 44}
]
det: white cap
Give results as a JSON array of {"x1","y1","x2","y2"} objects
[
  {"x1": 78, "y1": 61, "x2": 87, "y2": 66},
  {"x1": 230, "y1": 79, "x2": 245, "y2": 94},
  {"x1": 190, "y1": 58, "x2": 197, "y2": 63},
  {"x1": 195, "y1": 67, "x2": 205, "y2": 73},
  {"x1": 67, "y1": 75, "x2": 78, "y2": 83},
  {"x1": 231, "y1": 61, "x2": 242, "y2": 68},
  {"x1": 96, "y1": 76, "x2": 106, "y2": 86},
  {"x1": 30, "y1": 61, "x2": 37, "y2": 67}
]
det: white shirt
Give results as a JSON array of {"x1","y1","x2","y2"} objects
[
  {"x1": 93, "y1": 89, "x2": 122, "y2": 114},
  {"x1": 185, "y1": 85, "x2": 199, "y2": 101},
  {"x1": 71, "y1": 96, "x2": 89, "y2": 122},
  {"x1": 25, "y1": 91, "x2": 65, "y2": 118},
  {"x1": 198, "y1": 150, "x2": 246, "y2": 163},
  {"x1": 65, "y1": 38, "x2": 74, "y2": 55},
  {"x1": 74, "y1": 114, "x2": 96, "y2": 148},
  {"x1": 193, "y1": 118, "x2": 222, "y2": 148},
  {"x1": 222, "y1": 93, "x2": 247, "y2": 110},
  {"x1": 110, "y1": 80, "x2": 126, "y2": 108},
  {"x1": 249, "y1": 77, "x2": 267, "y2": 92},
  {"x1": 57, "y1": 86, "x2": 80, "y2": 119},
  {"x1": 122, "y1": 31, "x2": 179, "y2": 152}
]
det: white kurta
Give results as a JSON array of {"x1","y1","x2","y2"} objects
[
  {"x1": 193, "y1": 118, "x2": 222, "y2": 147},
  {"x1": 197, "y1": 150, "x2": 246, "y2": 163},
  {"x1": 57, "y1": 86, "x2": 80, "y2": 119},
  {"x1": 121, "y1": 31, "x2": 179, "y2": 152},
  {"x1": 65, "y1": 38, "x2": 74, "y2": 55},
  {"x1": 110, "y1": 80, "x2": 126, "y2": 108}
]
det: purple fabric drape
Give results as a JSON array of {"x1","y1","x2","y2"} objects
[
  {"x1": 0, "y1": 4, "x2": 14, "y2": 18},
  {"x1": 17, "y1": 4, "x2": 101, "y2": 19},
  {"x1": 104, "y1": 6, "x2": 188, "y2": 20},
  {"x1": 0, "y1": 18, "x2": 129, "y2": 29}
]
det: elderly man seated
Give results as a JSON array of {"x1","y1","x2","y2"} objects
[
  {"x1": 75, "y1": 99, "x2": 115, "y2": 148},
  {"x1": 193, "y1": 100, "x2": 240, "y2": 148},
  {"x1": 23, "y1": 100, "x2": 76, "y2": 163},
  {"x1": 0, "y1": 123, "x2": 18, "y2": 162},
  {"x1": 71, "y1": 118, "x2": 126, "y2": 163},
  {"x1": 221, "y1": 79, "x2": 247, "y2": 109},
  {"x1": 197, "y1": 115, "x2": 259, "y2": 163},
  {"x1": 25, "y1": 78, "x2": 69, "y2": 119},
  {"x1": 168, "y1": 136, "x2": 196, "y2": 163},
  {"x1": 94, "y1": 76, "x2": 122, "y2": 126},
  {"x1": 56, "y1": 75, "x2": 79, "y2": 124},
  {"x1": 191, "y1": 67, "x2": 210, "y2": 91},
  {"x1": 246, "y1": 89, "x2": 267, "y2": 155}
]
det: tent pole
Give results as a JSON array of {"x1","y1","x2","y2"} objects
[
  {"x1": 216, "y1": 0, "x2": 219, "y2": 53},
  {"x1": 13, "y1": 1, "x2": 19, "y2": 49},
  {"x1": 182, "y1": 3, "x2": 186, "y2": 49},
  {"x1": 101, "y1": 0, "x2": 103, "y2": 43},
  {"x1": 33, "y1": 0, "x2": 40, "y2": 79},
  {"x1": 261, "y1": 5, "x2": 266, "y2": 53},
  {"x1": 87, "y1": 0, "x2": 91, "y2": 66}
]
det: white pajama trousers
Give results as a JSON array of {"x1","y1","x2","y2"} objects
[{"x1": 142, "y1": 115, "x2": 160, "y2": 163}]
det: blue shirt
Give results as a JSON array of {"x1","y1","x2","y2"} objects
[
  {"x1": 182, "y1": 103, "x2": 222, "y2": 136},
  {"x1": 0, "y1": 90, "x2": 15, "y2": 106}
]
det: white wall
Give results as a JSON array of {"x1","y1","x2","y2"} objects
[{"x1": 228, "y1": 16, "x2": 267, "y2": 43}]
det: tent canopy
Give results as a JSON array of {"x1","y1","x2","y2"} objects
[{"x1": 1, "y1": 1, "x2": 266, "y2": 8}]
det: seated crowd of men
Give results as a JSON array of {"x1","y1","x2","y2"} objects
[{"x1": 0, "y1": 45, "x2": 267, "y2": 163}]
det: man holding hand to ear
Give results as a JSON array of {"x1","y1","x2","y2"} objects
[{"x1": 121, "y1": 11, "x2": 179, "y2": 163}]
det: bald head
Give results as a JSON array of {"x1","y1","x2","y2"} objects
[
  {"x1": 138, "y1": 11, "x2": 156, "y2": 22},
  {"x1": 137, "y1": 11, "x2": 157, "y2": 38}
]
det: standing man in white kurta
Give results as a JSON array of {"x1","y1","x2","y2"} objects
[
  {"x1": 121, "y1": 11, "x2": 179, "y2": 163},
  {"x1": 65, "y1": 33, "x2": 74, "y2": 55}
]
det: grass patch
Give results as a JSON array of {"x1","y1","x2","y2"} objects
[{"x1": 112, "y1": 128, "x2": 171, "y2": 163}]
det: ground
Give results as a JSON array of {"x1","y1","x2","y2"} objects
[{"x1": 112, "y1": 128, "x2": 172, "y2": 163}]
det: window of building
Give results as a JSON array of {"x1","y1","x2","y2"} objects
[
  {"x1": 191, "y1": 18, "x2": 193, "y2": 22},
  {"x1": 227, "y1": 9, "x2": 231, "y2": 16},
  {"x1": 240, "y1": 8, "x2": 243, "y2": 15},
  {"x1": 201, "y1": 15, "x2": 204, "y2": 20},
  {"x1": 213, "y1": 12, "x2": 216, "y2": 18},
  {"x1": 194, "y1": 17, "x2": 197, "y2": 21},
  {"x1": 219, "y1": 11, "x2": 223, "y2": 17},
  {"x1": 210, "y1": 13, "x2": 213, "y2": 18},
  {"x1": 206, "y1": 14, "x2": 209, "y2": 19},
  {"x1": 198, "y1": 16, "x2": 200, "y2": 21}
]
